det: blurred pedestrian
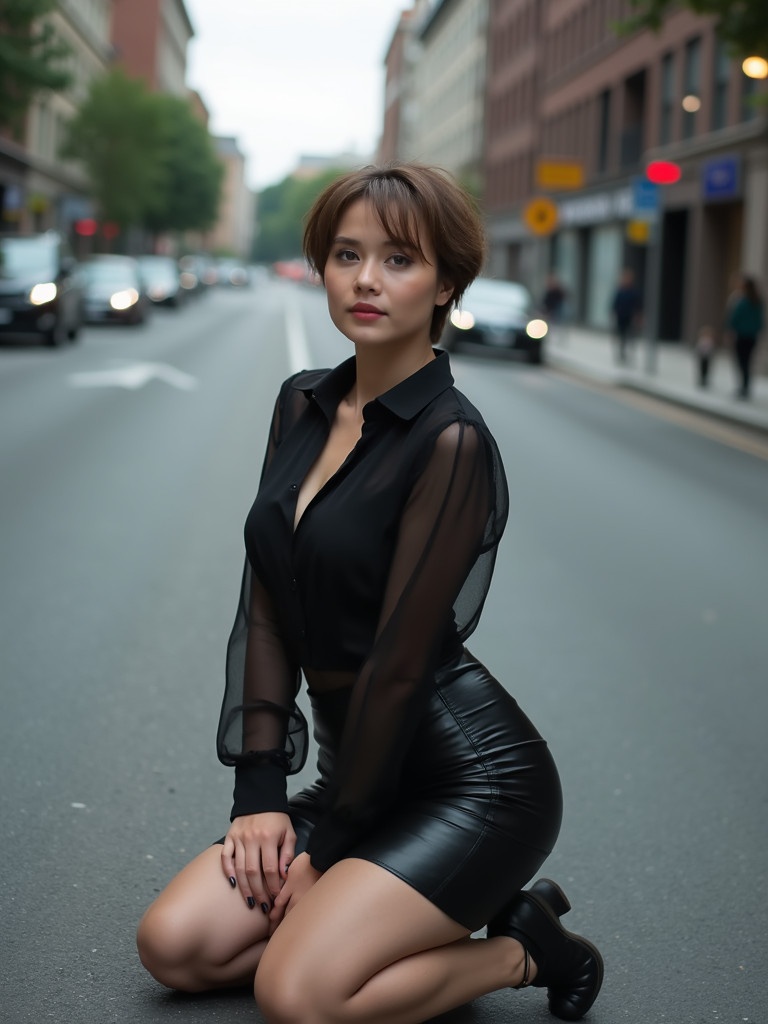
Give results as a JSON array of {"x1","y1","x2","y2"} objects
[
  {"x1": 694, "y1": 325, "x2": 716, "y2": 388},
  {"x1": 136, "y1": 163, "x2": 604, "y2": 1022},
  {"x1": 610, "y1": 268, "x2": 643, "y2": 365},
  {"x1": 725, "y1": 274, "x2": 764, "y2": 400},
  {"x1": 542, "y1": 273, "x2": 568, "y2": 322}
]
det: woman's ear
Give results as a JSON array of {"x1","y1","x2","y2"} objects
[{"x1": 436, "y1": 280, "x2": 454, "y2": 308}]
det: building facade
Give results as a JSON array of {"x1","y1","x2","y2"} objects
[
  {"x1": 484, "y1": 0, "x2": 768, "y2": 344},
  {"x1": 203, "y1": 137, "x2": 254, "y2": 259},
  {"x1": 405, "y1": 0, "x2": 489, "y2": 189},
  {"x1": 110, "y1": 0, "x2": 194, "y2": 97},
  {"x1": 1, "y1": 0, "x2": 114, "y2": 234}
]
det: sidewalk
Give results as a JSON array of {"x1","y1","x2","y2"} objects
[{"x1": 545, "y1": 325, "x2": 768, "y2": 433}]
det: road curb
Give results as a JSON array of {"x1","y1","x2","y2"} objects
[{"x1": 546, "y1": 349, "x2": 768, "y2": 434}]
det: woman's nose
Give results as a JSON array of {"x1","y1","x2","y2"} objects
[{"x1": 354, "y1": 259, "x2": 380, "y2": 292}]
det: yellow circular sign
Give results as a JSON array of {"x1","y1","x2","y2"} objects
[
  {"x1": 523, "y1": 197, "x2": 558, "y2": 235},
  {"x1": 626, "y1": 219, "x2": 650, "y2": 244}
]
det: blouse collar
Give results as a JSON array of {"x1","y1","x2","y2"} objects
[{"x1": 295, "y1": 349, "x2": 455, "y2": 423}]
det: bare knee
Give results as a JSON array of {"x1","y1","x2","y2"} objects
[
  {"x1": 255, "y1": 958, "x2": 337, "y2": 1024},
  {"x1": 136, "y1": 901, "x2": 206, "y2": 992}
]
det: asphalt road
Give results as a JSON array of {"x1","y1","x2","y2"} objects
[{"x1": 1, "y1": 278, "x2": 766, "y2": 1023}]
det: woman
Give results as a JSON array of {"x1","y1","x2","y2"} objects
[
  {"x1": 727, "y1": 274, "x2": 764, "y2": 399},
  {"x1": 137, "y1": 164, "x2": 603, "y2": 1022}
]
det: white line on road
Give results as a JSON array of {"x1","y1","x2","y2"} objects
[
  {"x1": 68, "y1": 362, "x2": 198, "y2": 391},
  {"x1": 284, "y1": 298, "x2": 312, "y2": 375}
]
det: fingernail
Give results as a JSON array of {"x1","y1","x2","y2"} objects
[
  {"x1": 261, "y1": 902, "x2": 269, "y2": 914},
  {"x1": 229, "y1": 876, "x2": 236, "y2": 888},
  {"x1": 246, "y1": 897, "x2": 255, "y2": 909}
]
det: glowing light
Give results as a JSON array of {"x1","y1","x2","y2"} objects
[
  {"x1": 110, "y1": 288, "x2": 139, "y2": 311},
  {"x1": 525, "y1": 319, "x2": 548, "y2": 340},
  {"x1": 74, "y1": 218, "x2": 97, "y2": 236},
  {"x1": 29, "y1": 282, "x2": 57, "y2": 305},
  {"x1": 742, "y1": 56, "x2": 768, "y2": 80},
  {"x1": 450, "y1": 309, "x2": 476, "y2": 330},
  {"x1": 682, "y1": 94, "x2": 701, "y2": 112},
  {"x1": 646, "y1": 160, "x2": 682, "y2": 185}
]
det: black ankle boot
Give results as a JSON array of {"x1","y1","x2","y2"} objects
[{"x1": 487, "y1": 879, "x2": 603, "y2": 1021}]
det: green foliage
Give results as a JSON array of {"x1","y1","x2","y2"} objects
[
  {"x1": 253, "y1": 168, "x2": 350, "y2": 263},
  {"x1": 0, "y1": 0, "x2": 72, "y2": 131},
  {"x1": 144, "y1": 94, "x2": 224, "y2": 234},
  {"x1": 621, "y1": 1, "x2": 768, "y2": 57},
  {"x1": 61, "y1": 70, "x2": 166, "y2": 229},
  {"x1": 62, "y1": 70, "x2": 223, "y2": 234}
]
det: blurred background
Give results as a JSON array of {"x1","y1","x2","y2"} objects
[{"x1": 1, "y1": 2, "x2": 767, "y2": 1023}]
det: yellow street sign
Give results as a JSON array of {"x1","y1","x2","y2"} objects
[
  {"x1": 535, "y1": 160, "x2": 585, "y2": 190},
  {"x1": 626, "y1": 219, "x2": 651, "y2": 244},
  {"x1": 523, "y1": 197, "x2": 559, "y2": 236}
]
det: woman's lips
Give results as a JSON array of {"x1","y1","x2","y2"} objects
[{"x1": 350, "y1": 303, "x2": 385, "y2": 321}]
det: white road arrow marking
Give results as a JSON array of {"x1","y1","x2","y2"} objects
[{"x1": 68, "y1": 362, "x2": 198, "y2": 391}]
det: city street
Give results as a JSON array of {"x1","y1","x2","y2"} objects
[{"x1": 1, "y1": 277, "x2": 766, "y2": 1023}]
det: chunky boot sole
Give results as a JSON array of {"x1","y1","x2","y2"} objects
[{"x1": 487, "y1": 882, "x2": 603, "y2": 1021}]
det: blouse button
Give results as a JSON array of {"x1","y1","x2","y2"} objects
[
  {"x1": 290, "y1": 578, "x2": 297, "y2": 591},
  {"x1": 289, "y1": 483, "x2": 298, "y2": 492}
]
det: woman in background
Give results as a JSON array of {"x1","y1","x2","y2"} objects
[{"x1": 727, "y1": 274, "x2": 764, "y2": 399}]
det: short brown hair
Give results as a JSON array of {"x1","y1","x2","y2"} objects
[{"x1": 303, "y1": 163, "x2": 486, "y2": 342}]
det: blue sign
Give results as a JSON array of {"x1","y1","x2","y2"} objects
[
  {"x1": 701, "y1": 156, "x2": 741, "y2": 201},
  {"x1": 631, "y1": 177, "x2": 659, "y2": 220}
]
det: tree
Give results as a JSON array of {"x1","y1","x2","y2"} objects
[
  {"x1": 253, "y1": 168, "x2": 348, "y2": 263},
  {"x1": 621, "y1": 1, "x2": 768, "y2": 58},
  {"x1": 143, "y1": 94, "x2": 224, "y2": 235},
  {"x1": 61, "y1": 69, "x2": 167, "y2": 231},
  {"x1": 0, "y1": 0, "x2": 72, "y2": 132}
]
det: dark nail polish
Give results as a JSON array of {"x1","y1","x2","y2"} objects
[
  {"x1": 229, "y1": 876, "x2": 237, "y2": 888},
  {"x1": 261, "y1": 902, "x2": 269, "y2": 914},
  {"x1": 246, "y1": 897, "x2": 255, "y2": 909}
]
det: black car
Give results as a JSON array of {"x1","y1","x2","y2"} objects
[
  {"x1": 440, "y1": 277, "x2": 549, "y2": 364},
  {"x1": 136, "y1": 255, "x2": 184, "y2": 307},
  {"x1": 0, "y1": 232, "x2": 84, "y2": 346},
  {"x1": 82, "y1": 255, "x2": 150, "y2": 325}
]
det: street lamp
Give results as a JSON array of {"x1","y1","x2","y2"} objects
[{"x1": 742, "y1": 56, "x2": 768, "y2": 80}]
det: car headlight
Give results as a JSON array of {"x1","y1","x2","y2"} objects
[
  {"x1": 450, "y1": 309, "x2": 475, "y2": 330},
  {"x1": 110, "y1": 288, "x2": 139, "y2": 311},
  {"x1": 29, "y1": 282, "x2": 58, "y2": 305},
  {"x1": 525, "y1": 319, "x2": 548, "y2": 339}
]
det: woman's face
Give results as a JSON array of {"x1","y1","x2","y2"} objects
[{"x1": 323, "y1": 199, "x2": 453, "y2": 351}]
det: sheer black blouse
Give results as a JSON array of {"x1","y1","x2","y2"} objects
[{"x1": 216, "y1": 350, "x2": 508, "y2": 872}]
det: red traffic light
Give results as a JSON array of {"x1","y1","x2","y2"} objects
[{"x1": 646, "y1": 160, "x2": 682, "y2": 185}]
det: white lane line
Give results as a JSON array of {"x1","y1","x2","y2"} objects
[{"x1": 284, "y1": 298, "x2": 312, "y2": 375}]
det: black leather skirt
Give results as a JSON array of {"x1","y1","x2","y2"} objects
[{"x1": 288, "y1": 650, "x2": 563, "y2": 932}]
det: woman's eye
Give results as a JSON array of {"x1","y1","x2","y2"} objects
[
  {"x1": 336, "y1": 249, "x2": 357, "y2": 262},
  {"x1": 388, "y1": 253, "x2": 412, "y2": 267}
]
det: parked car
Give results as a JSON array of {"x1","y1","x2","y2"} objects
[
  {"x1": 0, "y1": 231, "x2": 84, "y2": 346},
  {"x1": 178, "y1": 253, "x2": 217, "y2": 295},
  {"x1": 216, "y1": 258, "x2": 251, "y2": 287},
  {"x1": 439, "y1": 277, "x2": 549, "y2": 364},
  {"x1": 81, "y1": 255, "x2": 149, "y2": 325},
  {"x1": 136, "y1": 254, "x2": 184, "y2": 307}
]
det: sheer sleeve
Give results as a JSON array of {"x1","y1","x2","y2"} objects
[
  {"x1": 216, "y1": 376, "x2": 310, "y2": 820},
  {"x1": 306, "y1": 418, "x2": 507, "y2": 870}
]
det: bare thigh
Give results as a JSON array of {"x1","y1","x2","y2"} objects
[
  {"x1": 256, "y1": 859, "x2": 469, "y2": 1014},
  {"x1": 137, "y1": 845, "x2": 271, "y2": 989}
]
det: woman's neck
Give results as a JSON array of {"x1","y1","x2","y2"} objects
[{"x1": 344, "y1": 341, "x2": 435, "y2": 417}]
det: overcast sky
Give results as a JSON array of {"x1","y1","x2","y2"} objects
[{"x1": 183, "y1": 1, "x2": 409, "y2": 192}]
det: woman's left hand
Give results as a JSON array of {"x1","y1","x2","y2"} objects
[{"x1": 267, "y1": 852, "x2": 322, "y2": 934}]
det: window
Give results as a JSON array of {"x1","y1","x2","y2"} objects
[
  {"x1": 597, "y1": 88, "x2": 611, "y2": 172},
  {"x1": 682, "y1": 37, "x2": 701, "y2": 139},
  {"x1": 660, "y1": 52, "x2": 674, "y2": 144},
  {"x1": 711, "y1": 39, "x2": 730, "y2": 130},
  {"x1": 741, "y1": 73, "x2": 758, "y2": 121}
]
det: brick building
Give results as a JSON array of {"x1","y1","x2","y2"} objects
[{"x1": 484, "y1": 0, "x2": 768, "y2": 344}]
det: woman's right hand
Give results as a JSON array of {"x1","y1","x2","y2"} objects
[{"x1": 221, "y1": 813, "x2": 296, "y2": 911}]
